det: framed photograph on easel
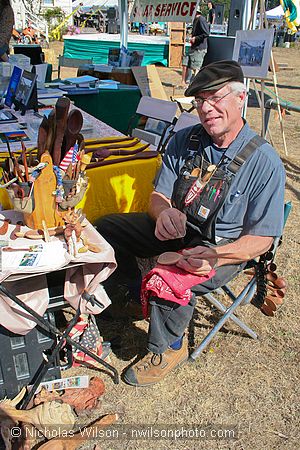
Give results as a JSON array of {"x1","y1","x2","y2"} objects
[{"x1": 232, "y1": 29, "x2": 274, "y2": 79}]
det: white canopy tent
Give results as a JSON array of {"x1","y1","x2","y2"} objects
[
  {"x1": 124, "y1": 0, "x2": 252, "y2": 50},
  {"x1": 266, "y1": 5, "x2": 284, "y2": 20},
  {"x1": 71, "y1": 0, "x2": 253, "y2": 50}
]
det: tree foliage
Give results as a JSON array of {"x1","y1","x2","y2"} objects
[
  {"x1": 43, "y1": 7, "x2": 65, "y2": 30},
  {"x1": 43, "y1": 7, "x2": 65, "y2": 23}
]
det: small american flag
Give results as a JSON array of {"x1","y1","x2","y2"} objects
[{"x1": 59, "y1": 143, "x2": 79, "y2": 171}]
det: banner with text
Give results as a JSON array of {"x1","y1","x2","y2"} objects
[{"x1": 130, "y1": 0, "x2": 197, "y2": 22}]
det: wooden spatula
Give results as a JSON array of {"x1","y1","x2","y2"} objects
[
  {"x1": 61, "y1": 109, "x2": 83, "y2": 159},
  {"x1": 52, "y1": 97, "x2": 71, "y2": 165}
]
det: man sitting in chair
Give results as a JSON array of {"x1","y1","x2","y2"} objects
[{"x1": 95, "y1": 60, "x2": 285, "y2": 387}]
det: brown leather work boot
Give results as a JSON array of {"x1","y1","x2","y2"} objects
[{"x1": 124, "y1": 338, "x2": 188, "y2": 386}]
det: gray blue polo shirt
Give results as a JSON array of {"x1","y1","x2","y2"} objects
[{"x1": 154, "y1": 122, "x2": 285, "y2": 239}]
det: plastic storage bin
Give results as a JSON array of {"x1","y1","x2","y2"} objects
[{"x1": 0, "y1": 310, "x2": 61, "y2": 399}]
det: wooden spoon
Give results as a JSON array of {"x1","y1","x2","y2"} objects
[
  {"x1": 261, "y1": 303, "x2": 275, "y2": 317},
  {"x1": 265, "y1": 295, "x2": 283, "y2": 306},
  {"x1": 157, "y1": 252, "x2": 182, "y2": 265},
  {"x1": 45, "y1": 109, "x2": 57, "y2": 155},
  {"x1": 266, "y1": 272, "x2": 278, "y2": 282},
  {"x1": 52, "y1": 97, "x2": 71, "y2": 165},
  {"x1": 265, "y1": 297, "x2": 277, "y2": 311},
  {"x1": 37, "y1": 116, "x2": 49, "y2": 159},
  {"x1": 10, "y1": 220, "x2": 23, "y2": 240},
  {"x1": 273, "y1": 277, "x2": 287, "y2": 289},
  {"x1": 61, "y1": 109, "x2": 83, "y2": 160},
  {"x1": 267, "y1": 285, "x2": 286, "y2": 298},
  {"x1": 0, "y1": 218, "x2": 10, "y2": 235}
]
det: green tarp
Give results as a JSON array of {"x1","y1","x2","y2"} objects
[{"x1": 63, "y1": 38, "x2": 169, "y2": 66}]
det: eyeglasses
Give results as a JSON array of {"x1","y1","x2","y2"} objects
[{"x1": 191, "y1": 91, "x2": 233, "y2": 109}]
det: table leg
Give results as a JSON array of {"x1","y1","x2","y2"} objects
[
  {"x1": 21, "y1": 307, "x2": 80, "y2": 409},
  {"x1": 0, "y1": 284, "x2": 120, "y2": 395}
]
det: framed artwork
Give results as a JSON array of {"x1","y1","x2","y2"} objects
[
  {"x1": 15, "y1": 70, "x2": 37, "y2": 107},
  {"x1": 13, "y1": 69, "x2": 38, "y2": 115},
  {"x1": 232, "y1": 29, "x2": 275, "y2": 79},
  {"x1": 108, "y1": 48, "x2": 121, "y2": 67},
  {"x1": 5, "y1": 66, "x2": 22, "y2": 107}
]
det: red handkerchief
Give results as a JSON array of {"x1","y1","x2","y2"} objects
[{"x1": 141, "y1": 263, "x2": 215, "y2": 318}]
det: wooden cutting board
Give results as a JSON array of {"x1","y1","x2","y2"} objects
[{"x1": 23, "y1": 152, "x2": 64, "y2": 229}]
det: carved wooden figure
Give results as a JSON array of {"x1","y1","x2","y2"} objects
[{"x1": 23, "y1": 152, "x2": 64, "y2": 230}]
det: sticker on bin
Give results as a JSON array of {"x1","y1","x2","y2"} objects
[{"x1": 33, "y1": 375, "x2": 90, "y2": 393}]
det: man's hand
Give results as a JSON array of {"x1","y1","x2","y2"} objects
[
  {"x1": 155, "y1": 208, "x2": 187, "y2": 241},
  {"x1": 190, "y1": 37, "x2": 196, "y2": 45},
  {"x1": 176, "y1": 246, "x2": 218, "y2": 275}
]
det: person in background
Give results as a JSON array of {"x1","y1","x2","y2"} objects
[
  {"x1": 139, "y1": 22, "x2": 145, "y2": 35},
  {"x1": 207, "y1": 2, "x2": 216, "y2": 26},
  {"x1": 0, "y1": 0, "x2": 14, "y2": 62},
  {"x1": 74, "y1": 2, "x2": 84, "y2": 27},
  {"x1": 181, "y1": 8, "x2": 209, "y2": 86}
]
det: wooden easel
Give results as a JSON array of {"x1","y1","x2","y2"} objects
[
  {"x1": 23, "y1": 152, "x2": 64, "y2": 230},
  {"x1": 248, "y1": 0, "x2": 288, "y2": 155}
]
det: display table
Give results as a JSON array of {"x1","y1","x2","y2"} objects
[
  {"x1": 63, "y1": 33, "x2": 169, "y2": 66},
  {"x1": 77, "y1": 152, "x2": 161, "y2": 224},
  {"x1": 0, "y1": 108, "x2": 161, "y2": 223},
  {"x1": 66, "y1": 88, "x2": 141, "y2": 134},
  {"x1": 77, "y1": 67, "x2": 137, "y2": 86},
  {"x1": 0, "y1": 210, "x2": 119, "y2": 400}
]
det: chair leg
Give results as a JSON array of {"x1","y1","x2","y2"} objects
[
  {"x1": 190, "y1": 278, "x2": 258, "y2": 361},
  {"x1": 203, "y1": 292, "x2": 258, "y2": 338}
]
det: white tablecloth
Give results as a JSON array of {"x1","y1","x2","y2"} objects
[{"x1": 0, "y1": 210, "x2": 117, "y2": 335}]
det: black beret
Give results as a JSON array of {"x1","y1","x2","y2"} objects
[{"x1": 185, "y1": 60, "x2": 244, "y2": 96}]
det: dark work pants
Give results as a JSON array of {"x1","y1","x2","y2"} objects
[{"x1": 95, "y1": 213, "x2": 245, "y2": 354}]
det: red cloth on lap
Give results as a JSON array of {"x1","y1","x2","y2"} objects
[{"x1": 141, "y1": 263, "x2": 215, "y2": 318}]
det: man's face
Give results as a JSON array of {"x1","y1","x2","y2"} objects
[{"x1": 194, "y1": 84, "x2": 245, "y2": 139}]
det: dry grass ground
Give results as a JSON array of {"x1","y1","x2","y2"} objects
[{"x1": 44, "y1": 43, "x2": 300, "y2": 450}]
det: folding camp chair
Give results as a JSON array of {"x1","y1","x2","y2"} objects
[
  {"x1": 127, "y1": 96, "x2": 178, "y2": 153},
  {"x1": 189, "y1": 201, "x2": 292, "y2": 361}
]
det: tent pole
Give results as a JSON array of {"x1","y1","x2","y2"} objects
[{"x1": 119, "y1": 0, "x2": 128, "y2": 49}]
